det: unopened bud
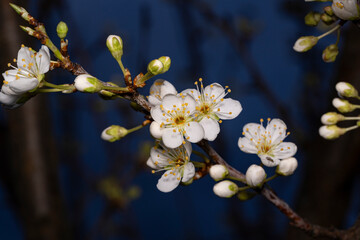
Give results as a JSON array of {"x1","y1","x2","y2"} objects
[
  {"x1": 9, "y1": 3, "x2": 30, "y2": 21},
  {"x1": 147, "y1": 59, "x2": 164, "y2": 75},
  {"x1": 213, "y1": 180, "x2": 238, "y2": 198},
  {"x1": 158, "y1": 56, "x2": 171, "y2": 73},
  {"x1": 209, "y1": 164, "x2": 228, "y2": 181},
  {"x1": 332, "y1": 0, "x2": 360, "y2": 20},
  {"x1": 321, "y1": 13, "x2": 336, "y2": 25},
  {"x1": 237, "y1": 191, "x2": 256, "y2": 201},
  {"x1": 336, "y1": 82, "x2": 358, "y2": 98},
  {"x1": 293, "y1": 36, "x2": 318, "y2": 52},
  {"x1": 321, "y1": 112, "x2": 344, "y2": 125},
  {"x1": 322, "y1": 44, "x2": 339, "y2": 62},
  {"x1": 56, "y1": 21, "x2": 68, "y2": 39},
  {"x1": 245, "y1": 164, "x2": 266, "y2": 187},
  {"x1": 20, "y1": 26, "x2": 35, "y2": 36},
  {"x1": 319, "y1": 125, "x2": 345, "y2": 139},
  {"x1": 276, "y1": 157, "x2": 298, "y2": 176},
  {"x1": 332, "y1": 98, "x2": 355, "y2": 113},
  {"x1": 99, "y1": 82, "x2": 118, "y2": 99},
  {"x1": 324, "y1": 6, "x2": 334, "y2": 16},
  {"x1": 304, "y1": 11, "x2": 321, "y2": 26},
  {"x1": 74, "y1": 74, "x2": 103, "y2": 93},
  {"x1": 101, "y1": 125, "x2": 128, "y2": 142},
  {"x1": 106, "y1": 35, "x2": 123, "y2": 61}
]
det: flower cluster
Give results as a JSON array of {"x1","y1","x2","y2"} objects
[
  {"x1": 149, "y1": 78, "x2": 242, "y2": 148},
  {"x1": 0, "y1": 45, "x2": 50, "y2": 108},
  {"x1": 319, "y1": 82, "x2": 360, "y2": 140}
]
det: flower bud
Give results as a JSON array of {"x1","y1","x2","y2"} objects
[
  {"x1": 99, "y1": 82, "x2": 118, "y2": 99},
  {"x1": 321, "y1": 13, "x2": 336, "y2": 25},
  {"x1": 324, "y1": 6, "x2": 334, "y2": 16},
  {"x1": 149, "y1": 121, "x2": 163, "y2": 139},
  {"x1": 209, "y1": 164, "x2": 229, "y2": 181},
  {"x1": 336, "y1": 82, "x2": 359, "y2": 98},
  {"x1": 101, "y1": 125, "x2": 128, "y2": 142},
  {"x1": 276, "y1": 157, "x2": 298, "y2": 176},
  {"x1": 322, "y1": 44, "x2": 339, "y2": 62},
  {"x1": 246, "y1": 164, "x2": 266, "y2": 187},
  {"x1": 237, "y1": 191, "x2": 256, "y2": 201},
  {"x1": 106, "y1": 35, "x2": 123, "y2": 61},
  {"x1": 213, "y1": 180, "x2": 238, "y2": 198},
  {"x1": 56, "y1": 21, "x2": 68, "y2": 39},
  {"x1": 158, "y1": 56, "x2": 171, "y2": 73},
  {"x1": 304, "y1": 11, "x2": 321, "y2": 26},
  {"x1": 332, "y1": 98, "x2": 355, "y2": 113},
  {"x1": 293, "y1": 36, "x2": 318, "y2": 52},
  {"x1": 321, "y1": 112, "x2": 344, "y2": 125},
  {"x1": 319, "y1": 125, "x2": 345, "y2": 140},
  {"x1": 74, "y1": 74, "x2": 103, "y2": 93},
  {"x1": 332, "y1": 0, "x2": 360, "y2": 20},
  {"x1": 147, "y1": 59, "x2": 164, "y2": 75}
]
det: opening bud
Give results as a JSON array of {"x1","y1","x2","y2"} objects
[
  {"x1": 305, "y1": 11, "x2": 321, "y2": 26},
  {"x1": 332, "y1": 0, "x2": 360, "y2": 20},
  {"x1": 56, "y1": 21, "x2": 68, "y2": 39},
  {"x1": 321, "y1": 112, "x2": 344, "y2": 125},
  {"x1": 332, "y1": 98, "x2": 355, "y2": 113},
  {"x1": 101, "y1": 125, "x2": 128, "y2": 142},
  {"x1": 322, "y1": 44, "x2": 339, "y2": 62},
  {"x1": 74, "y1": 74, "x2": 103, "y2": 93},
  {"x1": 319, "y1": 125, "x2": 346, "y2": 139},
  {"x1": 158, "y1": 56, "x2": 171, "y2": 73},
  {"x1": 276, "y1": 157, "x2": 298, "y2": 176},
  {"x1": 147, "y1": 59, "x2": 164, "y2": 75},
  {"x1": 336, "y1": 82, "x2": 359, "y2": 98},
  {"x1": 213, "y1": 180, "x2": 238, "y2": 198},
  {"x1": 245, "y1": 164, "x2": 266, "y2": 188},
  {"x1": 293, "y1": 36, "x2": 318, "y2": 52},
  {"x1": 106, "y1": 35, "x2": 123, "y2": 61},
  {"x1": 209, "y1": 164, "x2": 229, "y2": 181}
]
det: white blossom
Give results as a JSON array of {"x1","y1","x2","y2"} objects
[
  {"x1": 213, "y1": 180, "x2": 238, "y2": 198},
  {"x1": 150, "y1": 94, "x2": 204, "y2": 148},
  {"x1": 332, "y1": 0, "x2": 360, "y2": 20},
  {"x1": 245, "y1": 164, "x2": 266, "y2": 187},
  {"x1": 276, "y1": 157, "x2": 298, "y2": 176},
  {"x1": 238, "y1": 118, "x2": 297, "y2": 167},
  {"x1": 147, "y1": 141, "x2": 195, "y2": 192},
  {"x1": 181, "y1": 79, "x2": 242, "y2": 141},
  {"x1": 148, "y1": 79, "x2": 177, "y2": 106}
]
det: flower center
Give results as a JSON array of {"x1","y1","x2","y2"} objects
[{"x1": 174, "y1": 116, "x2": 185, "y2": 125}]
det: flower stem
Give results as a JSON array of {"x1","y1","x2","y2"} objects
[
  {"x1": 192, "y1": 150, "x2": 210, "y2": 163},
  {"x1": 237, "y1": 186, "x2": 252, "y2": 192},
  {"x1": 36, "y1": 88, "x2": 64, "y2": 93},
  {"x1": 127, "y1": 124, "x2": 144, "y2": 134},
  {"x1": 192, "y1": 161, "x2": 206, "y2": 168},
  {"x1": 116, "y1": 59, "x2": 126, "y2": 76},
  {"x1": 228, "y1": 175, "x2": 247, "y2": 183},
  {"x1": 317, "y1": 24, "x2": 341, "y2": 40},
  {"x1": 137, "y1": 72, "x2": 154, "y2": 85},
  {"x1": 101, "y1": 85, "x2": 130, "y2": 92},
  {"x1": 43, "y1": 81, "x2": 73, "y2": 90}
]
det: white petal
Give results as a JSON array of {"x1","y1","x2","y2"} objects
[
  {"x1": 146, "y1": 157, "x2": 159, "y2": 169},
  {"x1": 204, "y1": 83, "x2": 225, "y2": 100},
  {"x1": 17, "y1": 47, "x2": 33, "y2": 71},
  {"x1": 162, "y1": 94, "x2": 182, "y2": 112},
  {"x1": 156, "y1": 170, "x2": 181, "y2": 192},
  {"x1": 8, "y1": 78, "x2": 39, "y2": 94},
  {"x1": 150, "y1": 105, "x2": 166, "y2": 123},
  {"x1": 182, "y1": 94, "x2": 196, "y2": 114},
  {"x1": 184, "y1": 122, "x2": 204, "y2": 143},
  {"x1": 0, "y1": 92, "x2": 19, "y2": 105},
  {"x1": 162, "y1": 128, "x2": 183, "y2": 148},
  {"x1": 150, "y1": 147, "x2": 170, "y2": 167},
  {"x1": 216, "y1": 98, "x2": 242, "y2": 120},
  {"x1": 259, "y1": 154, "x2": 280, "y2": 167},
  {"x1": 243, "y1": 123, "x2": 265, "y2": 141},
  {"x1": 160, "y1": 80, "x2": 177, "y2": 98},
  {"x1": 1, "y1": 85, "x2": 17, "y2": 95},
  {"x1": 238, "y1": 137, "x2": 258, "y2": 154},
  {"x1": 36, "y1": 45, "x2": 50, "y2": 74},
  {"x1": 148, "y1": 95, "x2": 162, "y2": 106},
  {"x1": 149, "y1": 121, "x2": 163, "y2": 139},
  {"x1": 273, "y1": 142, "x2": 297, "y2": 159},
  {"x1": 266, "y1": 119, "x2": 287, "y2": 144},
  {"x1": 199, "y1": 117, "x2": 220, "y2": 141},
  {"x1": 181, "y1": 162, "x2": 195, "y2": 182},
  {"x1": 183, "y1": 141, "x2": 192, "y2": 157},
  {"x1": 3, "y1": 70, "x2": 19, "y2": 83},
  {"x1": 181, "y1": 88, "x2": 200, "y2": 100}
]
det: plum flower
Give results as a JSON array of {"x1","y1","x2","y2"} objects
[
  {"x1": 238, "y1": 118, "x2": 297, "y2": 167},
  {"x1": 146, "y1": 141, "x2": 195, "y2": 192},
  {"x1": 150, "y1": 94, "x2": 204, "y2": 148},
  {"x1": 181, "y1": 79, "x2": 242, "y2": 141},
  {"x1": 147, "y1": 79, "x2": 177, "y2": 106}
]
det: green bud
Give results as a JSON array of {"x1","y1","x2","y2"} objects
[
  {"x1": 237, "y1": 191, "x2": 256, "y2": 201},
  {"x1": 158, "y1": 56, "x2": 171, "y2": 73},
  {"x1": 321, "y1": 13, "x2": 336, "y2": 25},
  {"x1": 293, "y1": 36, "x2": 318, "y2": 52},
  {"x1": 332, "y1": 98, "x2": 355, "y2": 113},
  {"x1": 101, "y1": 125, "x2": 128, "y2": 142},
  {"x1": 335, "y1": 82, "x2": 359, "y2": 98},
  {"x1": 324, "y1": 6, "x2": 334, "y2": 16},
  {"x1": 9, "y1": 3, "x2": 30, "y2": 21},
  {"x1": 56, "y1": 21, "x2": 68, "y2": 39},
  {"x1": 19, "y1": 25, "x2": 35, "y2": 36},
  {"x1": 99, "y1": 82, "x2": 118, "y2": 99},
  {"x1": 321, "y1": 112, "x2": 344, "y2": 125},
  {"x1": 319, "y1": 125, "x2": 346, "y2": 140},
  {"x1": 106, "y1": 35, "x2": 123, "y2": 61},
  {"x1": 74, "y1": 74, "x2": 103, "y2": 93},
  {"x1": 147, "y1": 59, "x2": 164, "y2": 75},
  {"x1": 322, "y1": 44, "x2": 339, "y2": 62},
  {"x1": 304, "y1": 11, "x2": 321, "y2": 26}
]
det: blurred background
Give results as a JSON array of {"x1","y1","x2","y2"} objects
[{"x1": 0, "y1": 0, "x2": 360, "y2": 239}]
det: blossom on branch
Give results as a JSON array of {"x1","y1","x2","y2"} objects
[
  {"x1": 238, "y1": 118, "x2": 297, "y2": 167},
  {"x1": 146, "y1": 141, "x2": 195, "y2": 192},
  {"x1": 147, "y1": 79, "x2": 177, "y2": 106}
]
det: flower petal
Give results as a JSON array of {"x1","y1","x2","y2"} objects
[
  {"x1": 183, "y1": 141, "x2": 192, "y2": 157},
  {"x1": 150, "y1": 105, "x2": 166, "y2": 123},
  {"x1": 259, "y1": 154, "x2": 280, "y2": 167},
  {"x1": 150, "y1": 147, "x2": 170, "y2": 167},
  {"x1": 266, "y1": 119, "x2": 287, "y2": 144},
  {"x1": 181, "y1": 162, "x2": 195, "y2": 182},
  {"x1": 8, "y1": 78, "x2": 38, "y2": 94},
  {"x1": 238, "y1": 137, "x2": 258, "y2": 154},
  {"x1": 204, "y1": 83, "x2": 225, "y2": 101},
  {"x1": 146, "y1": 157, "x2": 159, "y2": 169},
  {"x1": 148, "y1": 95, "x2": 162, "y2": 106},
  {"x1": 1, "y1": 85, "x2": 17, "y2": 95},
  {"x1": 160, "y1": 80, "x2": 177, "y2": 98},
  {"x1": 156, "y1": 170, "x2": 181, "y2": 192},
  {"x1": 36, "y1": 46, "x2": 50, "y2": 74},
  {"x1": 216, "y1": 98, "x2": 242, "y2": 120},
  {"x1": 199, "y1": 117, "x2": 220, "y2": 141},
  {"x1": 149, "y1": 121, "x2": 163, "y2": 139},
  {"x1": 182, "y1": 94, "x2": 196, "y2": 114},
  {"x1": 17, "y1": 47, "x2": 33, "y2": 71},
  {"x1": 243, "y1": 123, "x2": 265, "y2": 141},
  {"x1": 0, "y1": 92, "x2": 19, "y2": 105},
  {"x1": 273, "y1": 142, "x2": 297, "y2": 159},
  {"x1": 181, "y1": 88, "x2": 200, "y2": 101},
  {"x1": 162, "y1": 128, "x2": 183, "y2": 148},
  {"x1": 162, "y1": 94, "x2": 182, "y2": 112},
  {"x1": 184, "y1": 122, "x2": 204, "y2": 143},
  {"x1": 2, "y1": 70, "x2": 19, "y2": 83}
]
